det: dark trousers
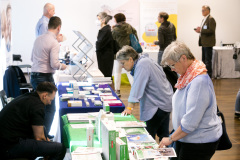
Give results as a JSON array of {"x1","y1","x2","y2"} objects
[
  {"x1": 30, "y1": 73, "x2": 56, "y2": 134},
  {"x1": 171, "y1": 141, "x2": 218, "y2": 160},
  {"x1": 3, "y1": 138, "x2": 66, "y2": 160},
  {"x1": 202, "y1": 47, "x2": 213, "y2": 77},
  {"x1": 146, "y1": 108, "x2": 170, "y2": 141},
  {"x1": 157, "y1": 50, "x2": 164, "y2": 65}
]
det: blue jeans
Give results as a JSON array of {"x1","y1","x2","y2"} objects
[
  {"x1": 146, "y1": 108, "x2": 170, "y2": 141},
  {"x1": 158, "y1": 51, "x2": 164, "y2": 65},
  {"x1": 202, "y1": 47, "x2": 213, "y2": 77},
  {"x1": 235, "y1": 89, "x2": 240, "y2": 112},
  {"x1": 30, "y1": 73, "x2": 55, "y2": 135},
  {"x1": 4, "y1": 138, "x2": 66, "y2": 160}
]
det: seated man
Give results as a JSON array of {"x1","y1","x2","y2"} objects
[{"x1": 0, "y1": 82, "x2": 66, "y2": 160}]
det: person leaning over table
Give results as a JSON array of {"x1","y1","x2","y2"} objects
[
  {"x1": 118, "y1": 45, "x2": 173, "y2": 141},
  {"x1": 159, "y1": 41, "x2": 222, "y2": 160}
]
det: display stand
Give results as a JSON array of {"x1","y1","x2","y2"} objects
[{"x1": 72, "y1": 30, "x2": 94, "y2": 81}]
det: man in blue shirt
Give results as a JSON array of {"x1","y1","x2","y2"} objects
[
  {"x1": 118, "y1": 45, "x2": 173, "y2": 141},
  {"x1": 35, "y1": 3, "x2": 55, "y2": 37}
]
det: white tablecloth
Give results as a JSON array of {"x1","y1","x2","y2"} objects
[
  {"x1": 212, "y1": 46, "x2": 240, "y2": 78},
  {"x1": 142, "y1": 49, "x2": 159, "y2": 62}
]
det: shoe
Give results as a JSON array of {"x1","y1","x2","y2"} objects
[
  {"x1": 235, "y1": 112, "x2": 240, "y2": 118},
  {"x1": 47, "y1": 135, "x2": 54, "y2": 139},
  {"x1": 115, "y1": 90, "x2": 121, "y2": 97}
]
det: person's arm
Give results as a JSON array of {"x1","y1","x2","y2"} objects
[
  {"x1": 38, "y1": 23, "x2": 48, "y2": 36},
  {"x1": 158, "y1": 28, "x2": 165, "y2": 48},
  {"x1": 201, "y1": 17, "x2": 216, "y2": 35},
  {"x1": 159, "y1": 126, "x2": 188, "y2": 147},
  {"x1": 122, "y1": 62, "x2": 150, "y2": 115},
  {"x1": 50, "y1": 42, "x2": 67, "y2": 70},
  {"x1": 32, "y1": 125, "x2": 47, "y2": 141}
]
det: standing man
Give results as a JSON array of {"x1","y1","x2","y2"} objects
[
  {"x1": 35, "y1": 3, "x2": 55, "y2": 37},
  {"x1": 31, "y1": 16, "x2": 67, "y2": 138},
  {"x1": 195, "y1": 5, "x2": 216, "y2": 77},
  {"x1": 35, "y1": 3, "x2": 63, "y2": 42},
  {"x1": 0, "y1": 82, "x2": 66, "y2": 160},
  {"x1": 154, "y1": 12, "x2": 176, "y2": 64}
]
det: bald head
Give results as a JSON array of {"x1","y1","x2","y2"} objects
[{"x1": 43, "y1": 3, "x2": 55, "y2": 18}]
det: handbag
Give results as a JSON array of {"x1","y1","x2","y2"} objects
[
  {"x1": 129, "y1": 29, "x2": 143, "y2": 53},
  {"x1": 216, "y1": 107, "x2": 232, "y2": 150}
]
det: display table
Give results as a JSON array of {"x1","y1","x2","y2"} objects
[
  {"x1": 55, "y1": 68, "x2": 104, "y2": 82},
  {"x1": 212, "y1": 46, "x2": 240, "y2": 78},
  {"x1": 142, "y1": 49, "x2": 159, "y2": 62},
  {"x1": 62, "y1": 113, "x2": 138, "y2": 151},
  {"x1": 57, "y1": 82, "x2": 125, "y2": 143},
  {"x1": 57, "y1": 82, "x2": 125, "y2": 116}
]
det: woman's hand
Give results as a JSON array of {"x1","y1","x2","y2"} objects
[
  {"x1": 122, "y1": 108, "x2": 132, "y2": 116},
  {"x1": 159, "y1": 137, "x2": 173, "y2": 148}
]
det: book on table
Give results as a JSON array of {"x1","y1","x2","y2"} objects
[
  {"x1": 116, "y1": 137, "x2": 129, "y2": 160},
  {"x1": 135, "y1": 147, "x2": 177, "y2": 159},
  {"x1": 101, "y1": 119, "x2": 117, "y2": 160},
  {"x1": 124, "y1": 127, "x2": 148, "y2": 135},
  {"x1": 126, "y1": 134, "x2": 155, "y2": 143},
  {"x1": 71, "y1": 147, "x2": 102, "y2": 160},
  {"x1": 115, "y1": 121, "x2": 146, "y2": 128},
  {"x1": 67, "y1": 113, "x2": 95, "y2": 123}
]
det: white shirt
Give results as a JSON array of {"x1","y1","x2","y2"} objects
[{"x1": 200, "y1": 14, "x2": 210, "y2": 29}]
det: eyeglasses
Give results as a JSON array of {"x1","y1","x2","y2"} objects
[
  {"x1": 168, "y1": 63, "x2": 176, "y2": 69},
  {"x1": 120, "y1": 61, "x2": 125, "y2": 66}
]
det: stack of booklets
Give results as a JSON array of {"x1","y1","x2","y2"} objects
[
  {"x1": 101, "y1": 119, "x2": 117, "y2": 160},
  {"x1": 71, "y1": 147, "x2": 102, "y2": 160},
  {"x1": 126, "y1": 134, "x2": 155, "y2": 144},
  {"x1": 67, "y1": 113, "x2": 95, "y2": 123},
  {"x1": 87, "y1": 77, "x2": 112, "y2": 84},
  {"x1": 124, "y1": 128, "x2": 148, "y2": 135},
  {"x1": 115, "y1": 121, "x2": 146, "y2": 128},
  {"x1": 135, "y1": 148, "x2": 177, "y2": 159}
]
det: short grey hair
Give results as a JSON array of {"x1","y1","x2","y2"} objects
[
  {"x1": 116, "y1": 45, "x2": 139, "y2": 61},
  {"x1": 161, "y1": 41, "x2": 195, "y2": 65},
  {"x1": 97, "y1": 12, "x2": 112, "y2": 24},
  {"x1": 202, "y1": 5, "x2": 210, "y2": 12}
]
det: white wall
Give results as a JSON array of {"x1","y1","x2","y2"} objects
[
  {"x1": 11, "y1": 0, "x2": 240, "y2": 65},
  {"x1": 178, "y1": 0, "x2": 240, "y2": 60}
]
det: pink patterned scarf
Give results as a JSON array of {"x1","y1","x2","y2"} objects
[{"x1": 175, "y1": 60, "x2": 207, "y2": 90}]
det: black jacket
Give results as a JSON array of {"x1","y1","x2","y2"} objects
[
  {"x1": 155, "y1": 21, "x2": 176, "y2": 51},
  {"x1": 96, "y1": 25, "x2": 114, "y2": 77}
]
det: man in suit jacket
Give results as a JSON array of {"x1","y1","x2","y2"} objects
[{"x1": 195, "y1": 5, "x2": 216, "y2": 77}]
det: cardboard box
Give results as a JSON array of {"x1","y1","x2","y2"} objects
[{"x1": 101, "y1": 119, "x2": 116, "y2": 160}]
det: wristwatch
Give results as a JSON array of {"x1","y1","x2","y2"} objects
[
  {"x1": 126, "y1": 107, "x2": 133, "y2": 110},
  {"x1": 169, "y1": 135, "x2": 174, "y2": 142}
]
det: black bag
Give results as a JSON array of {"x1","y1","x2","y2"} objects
[
  {"x1": 163, "y1": 66, "x2": 178, "y2": 92},
  {"x1": 216, "y1": 107, "x2": 232, "y2": 150}
]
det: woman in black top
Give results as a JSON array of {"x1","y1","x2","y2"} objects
[{"x1": 96, "y1": 12, "x2": 114, "y2": 78}]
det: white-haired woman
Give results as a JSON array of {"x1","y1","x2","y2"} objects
[
  {"x1": 96, "y1": 12, "x2": 114, "y2": 80},
  {"x1": 159, "y1": 41, "x2": 222, "y2": 160},
  {"x1": 117, "y1": 45, "x2": 173, "y2": 142}
]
